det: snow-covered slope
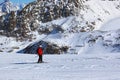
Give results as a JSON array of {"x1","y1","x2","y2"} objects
[
  {"x1": 100, "y1": 17, "x2": 120, "y2": 31},
  {"x1": 0, "y1": 0, "x2": 24, "y2": 16},
  {"x1": 0, "y1": 53, "x2": 120, "y2": 80},
  {"x1": 77, "y1": 0, "x2": 120, "y2": 31},
  {"x1": 0, "y1": 0, "x2": 120, "y2": 54}
]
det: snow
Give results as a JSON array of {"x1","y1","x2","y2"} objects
[
  {"x1": 0, "y1": 0, "x2": 25, "y2": 16},
  {"x1": 100, "y1": 17, "x2": 120, "y2": 31},
  {"x1": 80, "y1": 0, "x2": 120, "y2": 31},
  {"x1": 0, "y1": 53, "x2": 120, "y2": 80},
  {"x1": 0, "y1": 0, "x2": 120, "y2": 80}
]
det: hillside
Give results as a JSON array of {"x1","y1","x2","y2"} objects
[
  {"x1": 0, "y1": 0, "x2": 120, "y2": 54},
  {"x1": 0, "y1": 0, "x2": 22, "y2": 16}
]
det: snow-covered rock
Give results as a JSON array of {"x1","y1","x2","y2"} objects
[
  {"x1": 0, "y1": 0, "x2": 20, "y2": 16},
  {"x1": 76, "y1": 0, "x2": 120, "y2": 31},
  {"x1": 0, "y1": 0, "x2": 120, "y2": 54}
]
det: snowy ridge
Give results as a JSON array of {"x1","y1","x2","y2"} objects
[
  {"x1": 44, "y1": 29, "x2": 120, "y2": 54},
  {"x1": 78, "y1": 0, "x2": 120, "y2": 31},
  {"x1": 0, "y1": 0, "x2": 25, "y2": 16},
  {"x1": 0, "y1": 0, "x2": 120, "y2": 54}
]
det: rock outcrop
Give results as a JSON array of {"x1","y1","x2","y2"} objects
[{"x1": 0, "y1": 0, "x2": 83, "y2": 41}]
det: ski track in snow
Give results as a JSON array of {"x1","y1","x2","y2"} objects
[{"x1": 0, "y1": 53, "x2": 120, "y2": 80}]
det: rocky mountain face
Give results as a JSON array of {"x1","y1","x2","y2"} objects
[
  {"x1": 0, "y1": 0, "x2": 20, "y2": 15},
  {"x1": 0, "y1": 0, "x2": 120, "y2": 54},
  {"x1": 0, "y1": 0, "x2": 83, "y2": 41}
]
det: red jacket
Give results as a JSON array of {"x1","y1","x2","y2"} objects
[{"x1": 37, "y1": 47, "x2": 43, "y2": 56}]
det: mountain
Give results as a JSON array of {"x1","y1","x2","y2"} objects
[
  {"x1": 0, "y1": 0, "x2": 81, "y2": 40},
  {"x1": 0, "y1": 0, "x2": 120, "y2": 54},
  {"x1": 0, "y1": 0, "x2": 25, "y2": 16},
  {"x1": 0, "y1": 0, "x2": 82, "y2": 53},
  {"x1": 79, "y1": 0, "x2": 120, "y2": 31},
  {"x1": 0, "y1": 0, "x2": 18, "y2": 15}
]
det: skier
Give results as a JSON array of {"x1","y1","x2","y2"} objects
[{"x1": 37, "y1": 45, "x2": 43, "y2": 63}]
